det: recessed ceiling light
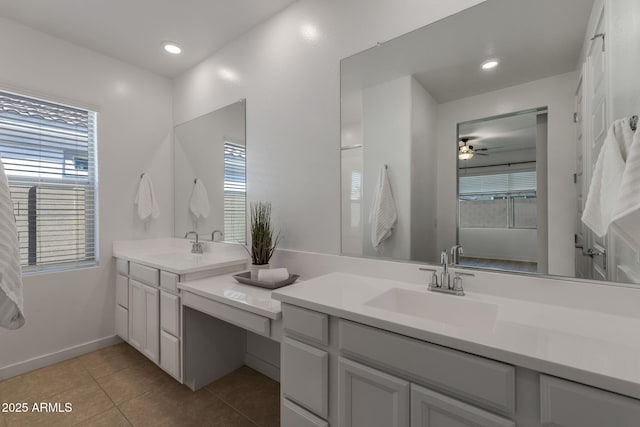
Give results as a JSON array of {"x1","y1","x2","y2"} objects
[
  {"x1": 481, "y1": 59, "x2": 499, "y2": 70},
  {"x1": 163, "y1": 42, "x2": 182, "y2": 55}
]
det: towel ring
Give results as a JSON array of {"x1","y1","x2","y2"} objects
[{"x1": 631, "y1": 115, "x2": 638, "y2": 132}]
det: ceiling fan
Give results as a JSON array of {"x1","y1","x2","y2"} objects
[{"x1": 457, "y1": 137, "x2": 501, "y2": 160}]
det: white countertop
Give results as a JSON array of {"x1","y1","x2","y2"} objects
[
  {"x1": 113, "y1": 238, "x2": 248, "y2": 275},
  {"x1": 179, "y1": 273, "x2": 284, "y2": 319},
  {"x1": 272, "y1": 272, "x2": 640, "y2": 399}
]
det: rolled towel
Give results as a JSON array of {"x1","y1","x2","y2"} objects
[{"x1": 258, "y1": 268, "x2": 289, "y2": 283}]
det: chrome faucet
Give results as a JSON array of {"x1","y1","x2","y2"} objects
[
  {"x1": 418, "y1": 249, "x2": 473, "y2": 296},
  {"x1": 450, "y1": 245, "x2": 463, "y2": 265},
  {"x1": 440, "y1": 250, "x2": 450, "y2": 289},
  {"x1": 184, "y1": 231, "x2": 204, "y2": 254},
  {"x1": 211, "y1": 230, "x2": 224, "y2": 241}
]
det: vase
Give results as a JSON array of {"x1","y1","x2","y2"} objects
[{"x1": 250, "y1": 263, "x2": 270, "y2": 280}]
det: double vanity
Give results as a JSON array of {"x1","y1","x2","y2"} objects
[{"x1": 111, "y1": 238, "x2": 640, "y2": 427}]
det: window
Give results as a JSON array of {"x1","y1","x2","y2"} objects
[
  {"x1": 458, "y1": 171, "x2": 536, "y2": 229},
  {"x1": 223, "y1": 141, "x2": 246, "y2": 242},
  {"x1": 0, "y1": 91, "x2": 97, "y2": 272}
]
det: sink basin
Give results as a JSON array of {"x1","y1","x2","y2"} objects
[{"x1": 365, "y1": 288, "x2": 498, "y2": 331}]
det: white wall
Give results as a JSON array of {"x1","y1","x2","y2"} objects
[
  {"x1": 436, "y1": 72, "x2": 577, "y2": 276},
  {"x1": 0, "y1": 18, "x2": 172, "y2": 372},
  {"x1": 362, "y1": 76, "x2": 411, "y2": 259},
  {"x1": 172, "y1": 0, "x2": 485, "y2": 254},
  {"x1": 410, "y1": 78, "x2": 439, "y2": 262}
]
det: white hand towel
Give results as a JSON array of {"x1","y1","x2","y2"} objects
[
  {"x1": 582, "y1": 119, "x2": 633, "y2": 236},
  {"x1": 0, "y1": 159, "x2": 25, "y2": 329},
  {"x1": 134, "y1": 173, "x2": 160, "y2": 220},
  {"x1": 369, "y1": 166, "x2": 397, "y2": 248},
  {"x1": 189, "y1": 178, "x2": 210, "y2": 219},
  {"x1": 609, "y1": 126, "x2": 640, "y2": 249},
  {"x1": 257, "y1": 268, "x2": 289, "y2": 283}
]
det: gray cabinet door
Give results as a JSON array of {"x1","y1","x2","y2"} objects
[
  {"x1": 411, "y1": 384, "x2": 514, "y2": 427},
  {"x1": 129, "y1": 279, "x2": 159, "y2": 363},
  {"x1": 339, "y1": 357, "x2": 410, "y2": 427}
]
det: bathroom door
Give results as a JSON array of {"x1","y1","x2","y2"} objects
[
  {"x1": 574, "y1": 72, "x2": 590, "y2": 279},
  {"x1": 582, "y1": 4, "x2": 609, "y2": 282}
]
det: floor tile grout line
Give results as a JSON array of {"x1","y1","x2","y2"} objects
[
  {"x1": 91, "y1": 372, "x2": 135, "y2": 426},
  {"x1": 203, "y1": 388, "x2": 263, "y2": 427}
]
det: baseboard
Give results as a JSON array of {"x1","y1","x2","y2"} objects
[
  {"x1": 0, "y1": 335, "x2": 122, "y2": 380},
  {"x1": 245, "y1": 353, "x2": 280, "y2": 382}
]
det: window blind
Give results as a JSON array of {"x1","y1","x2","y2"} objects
[
  {"x1": 223, "y1": 141, "x2": 246, "y2": 242},
  {"x1": 459, "y1": 171, "x2": 536, "y2": 195},
  {"x1": 0, "y1": 91, "x2": 97, "y2": 272}
]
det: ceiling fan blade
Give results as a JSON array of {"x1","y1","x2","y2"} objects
[
  {"x1": 475, "y1": 146, "x2": 504, "y2": 151},
  {"x1": 475, "y1": 152, "x2": 489, "y2": 156}
]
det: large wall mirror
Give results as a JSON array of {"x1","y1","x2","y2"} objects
[
  {"x1": 340, "y1": 0, "x2": 640, "y2": 286},
  {"x1": 174, "y1": 100, "x2": 246, "y2": 243}
]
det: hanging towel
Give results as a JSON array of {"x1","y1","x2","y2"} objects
[
  {"x1": 369, "y1": 166, "x2": 397, "y2": 248},
  {"x1": 609, "y1": 125, "x2": 640, "y2": 249},
  {"x1": 0, "y1": 159, "x2": 25, "y2": 329},
  {"x1": 582, "y1": 118, "x2": 634, "y2": 237},
  {"x1": 134, "y1": 173, "x2": 160, "y2": 220},
  {"x1": 189, "y1": 178, "x2": 210, "y2": 219}
]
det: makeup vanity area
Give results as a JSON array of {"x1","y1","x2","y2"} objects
[{"x1": 113, "y1": 0, "x2": 640, "y2": 426}]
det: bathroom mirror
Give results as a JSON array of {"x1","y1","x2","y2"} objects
[
  {"x1": 174, "y1": 100, "x2": 246, "y2": 243},
  {"x1": 340, "y1": 0, "x2": 640, "y2": 285}
]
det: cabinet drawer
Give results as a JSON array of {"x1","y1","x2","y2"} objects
[
  {"x1": 540, "y1": 375, "x2": 640, "y2": 427},
  {"x1": 282, "y1": 399, "x2": 328, "y2": 427},
  {"x1": 115, "y1": 304, "x2": 128, "y2": 341},
  {"x1": 160, "y1": 330, "x2": 181, "y2": 381},
  {"x1": 116, "y1": 258, "x2": 128, "y2": 276},
  {"x1": 182, "y1": 291, "x2": 270, "y2": 337},
  {"x1": 160, "y1": 271, "x2": 179, "y2": 293},
  {"x1": 339, "y1": 320, "x2": 515, "y2": 415},
  {"x1": 282, "y1": 337, "x2": 329, "y2": 418},
  {"x1": 412, "y1": 383, "x2": 514, "y2": 427},
  {"x1": 130, "y1": 262, "x2": 159, "y2": 287},
  {"x1": 116, "y1": 274, "x2": 128, "y2": 308},
  {"x1": 283, "y1": 304, "x2": 328, "y2": 346},
  {"x1": 161, "y1": 291, "x2": 180, "y2": 337}
]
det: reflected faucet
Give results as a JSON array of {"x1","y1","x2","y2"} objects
[
  {"x1": 184, "y1": 231, "x2": 204, "y2": 254},
  {"x1": 450, "y1": 245, "x2": 463, "y2": 265},
  {"x1": 211, "y1": 230, "x2": 224, "y2": 241}
]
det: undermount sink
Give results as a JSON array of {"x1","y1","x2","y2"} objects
[{"x1": 365, "y1": 288, "x2": 498, "y2": 331}]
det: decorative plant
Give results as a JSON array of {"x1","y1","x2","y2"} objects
[{"x1": 249, "y1": 202, "x2": 280, "y2": 265}]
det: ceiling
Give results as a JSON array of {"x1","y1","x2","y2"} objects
[
  {"x1": 0, "y1": 0, "x2": 298, "y2": 77},
  {"x1": 341, "y1": 0, "x2": 594, "y2": 104}
]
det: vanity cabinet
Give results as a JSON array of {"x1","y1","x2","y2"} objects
[
  {"x1": 281, "y1": 303, "x2": 516, "y2": 427},
  {"x1": 159, "y1": 271, "x2": 181, "y2": 381}
]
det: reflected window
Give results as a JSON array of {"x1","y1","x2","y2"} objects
[
  {"x1": 223, "y1": 141, "x2": 246, "y2": 242},
  {"x1": 459, "y1": 171, "x2": 536, "y2": 229}
]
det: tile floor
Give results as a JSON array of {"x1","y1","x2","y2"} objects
[{"x1": 0, "y1": 343, "x2": 280, "y2": 426}]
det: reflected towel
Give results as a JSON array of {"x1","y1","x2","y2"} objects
[
  {"x1": 134, "y1": 173, "x2": 160, "y2": 220},
  {"x1": 369, "y1": 166, "x2": 397, "y2": 248},
  {"x1": 610, "y1": 127, "x2": 640, "y2": 249},
  {"x1": 582, "y1": 119, "x2": 634, "y2": 236},
  {"x1": 189, "y1": 178, "x2": 210, "y2": 219},
  {"x1": 0, "y1": 159, "x2": 25, "y2": 329}
]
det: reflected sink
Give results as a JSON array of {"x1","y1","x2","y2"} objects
[{"x1": 365, "y1": 288, "x2": 498, "y2": 331}]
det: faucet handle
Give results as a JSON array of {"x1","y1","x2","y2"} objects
[
  {"x1": 454, "y1": 271, "x2": 474, "y2": 277},
  {"x1": 419, "y1": 267, "x2": 439, "y2": 288}
]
